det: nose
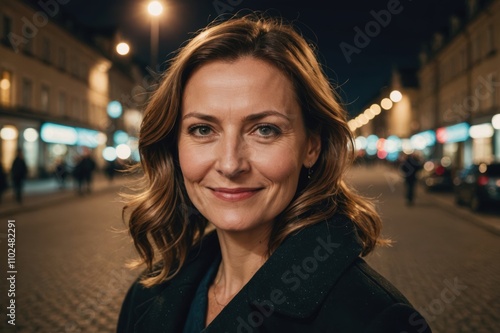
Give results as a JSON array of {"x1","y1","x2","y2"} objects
[{"x1": 215, "y1": 133, "x2": 250, "y2": 178}]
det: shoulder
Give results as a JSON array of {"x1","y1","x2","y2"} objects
[
  {"x1": 117, "y1": 271, "x2": 169, "y2": 332},
  {"x1": 324, "y1": 258, "x2": 432, "y2": 332},
  {"x1": 117, "y1": 231, "x2": 220, "y2": 332}
]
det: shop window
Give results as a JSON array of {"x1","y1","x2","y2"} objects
[
  {"x1": 41, "y1": 84, "x2": 50, "y2": 113},
  {"x1": 0, "y1": 70, "x2": 13, "y2": 107},
  {"x1": 22, "y1": 77, "x2": 33, "y2": 109},
  {"x1": 472, "y1": 137, "x2": 493, "y2": 164}
]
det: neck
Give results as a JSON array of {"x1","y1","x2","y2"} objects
[{"x1": 214, "y1": 226, "x2": 271, "y2": 298}]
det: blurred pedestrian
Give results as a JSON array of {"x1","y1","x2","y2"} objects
[
  {"x1": 10, "y1": 148, "x2": 28, "y2": 204},
  {"x1": 74, "y1": 149, "x2": 96, "y2": 195},
  {"x1": 0, "y1": 164, "x2": 8, "y2": 204},
  {"x1": 105, "y1": 160, "x2": 116, "y2": 182},
  {"x1": 400, "y1": 152, "x2": 423, "y2": 206},
  {"x1": 54, "y1": 158, "x2": 68, "y2": 189}
]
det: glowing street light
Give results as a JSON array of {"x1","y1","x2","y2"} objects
[
  {"x1": 147, "y1": 1, "x2": 164, "y2": 69},
  {"x1": 148, "y1": 1, "x2": 163, "y2": 16},
  {"x1": 370, "y1": 104, "x2": 381, "y2": 115},
  {"x1": 389, "y1": 90, "x2": 403, "y2": 103},
  {"x1": 116, "y1": 42, "x2": 130, "y2": 56},
  {"x1": 381, "y1": 98, "x2": 393, "y2": 110}
]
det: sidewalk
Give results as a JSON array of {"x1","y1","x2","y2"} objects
[
  {"x1": 361, "y1": 163, "x2": 500, "y2": 237},
  {"x1": 0, "y1": 172, "x2": 134, "y2": 218},
  {"x1": 421, "y1": 186, "x2": 500, "y2": 236}
]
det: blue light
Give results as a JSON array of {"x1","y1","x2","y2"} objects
[
  {"x1": 107, "y1": 101, "x2": 123, "y2": 119},
  {"x1": 444, "y1": 122, "x2": 470, "y2": 143},
  {"x1": 77, "y1": 128, "x2": 100, "y2": 148},
  {"x1": 40, "y1": 122, "x2": 102, "y2": 148},
  {"x1": 366, "y1": 134, "x2": 379, "y2": 156},
  {"x1": 411, "y1": 130, "x2": 436, "y2": 149},
  {"x1": 41, "y1": 123, "x2": 78, "y2": 145},
  {"x1": 113, "y1": 130, "x2": 129, "y2": 145}
]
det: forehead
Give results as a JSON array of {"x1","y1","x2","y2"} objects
[{"x1": 181, "y1": 57, "x2": 299, "y2": 116}]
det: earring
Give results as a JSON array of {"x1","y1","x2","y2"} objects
[{"x1": 307, "y1": 165, "x2": 314, "y2": 180}]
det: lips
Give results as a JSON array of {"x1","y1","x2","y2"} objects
[{"x1": 209, "y1": 187, "x2": 263, "y2": 202}]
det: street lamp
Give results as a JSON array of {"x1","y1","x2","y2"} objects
[
  {"x1": 116, "y1": 42, "x2": 130, "y2": 56},
  {"x1": 147, "y1": 1, "x2": 163, "y2": 69}
]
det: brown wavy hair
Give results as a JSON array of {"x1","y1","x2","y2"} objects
[{"x1": 123, "y1": 13, "x2": 388, "y2": 287}]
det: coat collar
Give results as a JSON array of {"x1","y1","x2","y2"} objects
[
  {"x1": 135, "y1": 214, "x2": 362, "y2": 332},
  {"x1": 244, "y1": 214, "x2": 362, "y2": 318}
]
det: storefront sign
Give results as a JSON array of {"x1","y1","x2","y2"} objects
[{"x1": 436, "y1": 122, "x2": 470, "y2": 143}]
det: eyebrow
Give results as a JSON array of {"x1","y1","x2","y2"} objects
[{"x1": 182, "y1": 110, "x2": 291, "y2": 122}]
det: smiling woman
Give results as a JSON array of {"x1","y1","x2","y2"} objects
[{"x1": 118, "y1": 12, "x2": 432, "y2": 333}]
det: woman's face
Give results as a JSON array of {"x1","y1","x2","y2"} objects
[{"x1": 178, "y1": 57, "x2": 320, "y2": 233}]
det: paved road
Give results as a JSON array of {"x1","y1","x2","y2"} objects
[
  {"x1": 350, "y1": 164, "x2": 500, "y2": 333},
  {"x1": 0, "y1": 164, "x2": 498, "y2": 332},
  {"x1": 0, "y1": 188, "x2": 139, "y2": 333}
]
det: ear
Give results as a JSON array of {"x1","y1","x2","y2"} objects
[{"x1": 303, "y1": 132, "x2": 321, "y2": 167}]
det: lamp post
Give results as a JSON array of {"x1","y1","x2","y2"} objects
[{"x1": 147, "y1": 1, "x2": 163, "y2": 69}]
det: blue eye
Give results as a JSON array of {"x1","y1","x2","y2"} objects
[
  {"x1": 189, "y1": 125, "x2": 212, "y2": 136},
  {"x1": 256, "y1": 125, "x2": 281, "y2": 137}
]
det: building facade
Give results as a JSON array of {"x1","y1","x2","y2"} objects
[
  {"x1": 352, "y1": 0, "x2": 500, "y2": 170},
  {"x1": 0, "y1": 0, "x2": 144, "y2": 178},
  {"x1": 418, "y1": 0, "x2": 500, "y2": 169}
]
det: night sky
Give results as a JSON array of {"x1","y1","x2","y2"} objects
[{"x1": 59, "y1": 0, "x2": 465, "y2": 116}]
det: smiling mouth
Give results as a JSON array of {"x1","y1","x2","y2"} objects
[{"x1": 209, "y1": 187, "x2": 263, "y2": 202}]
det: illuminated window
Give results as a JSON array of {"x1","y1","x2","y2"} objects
[
  {"x1": 0, "y1": 70, "x2": 12, "y2": 106},
  {"x1": 22, "y1": 78, "x2": 33, "y2": 109}
]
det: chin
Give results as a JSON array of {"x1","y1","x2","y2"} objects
[{"x1": 206, "y1": 212, "x2": 271, "y2": 233}]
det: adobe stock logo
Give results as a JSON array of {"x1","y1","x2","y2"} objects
[
  {"x1": 339, "y1": 0, "x2": 410, "y2": 64},
  {"x1": 8, "y1": 0, "x2": 72, "y2": 53}
]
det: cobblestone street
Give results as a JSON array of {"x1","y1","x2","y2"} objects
[
  {"x1": 1, "y1": 186, "x2": 139, "y2": 333},
  {"x1": 0, "y1": 164, "x2": 499, "y2": 332},
  {"x1": 353, "y1": 165, "x2": 500, "y2": 333}
]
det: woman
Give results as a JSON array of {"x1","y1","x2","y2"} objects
[{"x1": 118, "y1": 14, "x2": 432, "y2": 333}]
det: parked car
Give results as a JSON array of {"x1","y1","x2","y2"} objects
[
  {"x1": 420, "y1": 158, "x2": 454, "y2": 192},
  {"x1": 454, "y1": 162, "x2": 500, "y2": 211}
]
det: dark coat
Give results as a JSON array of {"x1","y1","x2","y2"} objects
[
  {"x1": 117, "y1": 215, "x2": 432, "y2": 333},
  {"x1": 11, "y1": 156, "x2": 28, "y2": 183}
]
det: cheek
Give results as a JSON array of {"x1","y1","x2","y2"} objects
[
  {"x1": 177, "y1": 141, "x2": 212, "y2": 182},
  {"x1": 252, "y1": 146, "x2": 303, "y2": 183}
]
